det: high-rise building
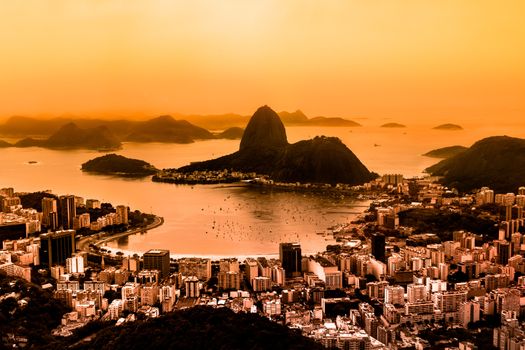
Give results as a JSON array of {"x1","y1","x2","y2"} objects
[
  {"x1": 143, "y1": 249, "x2": 170, "y2": 278},
  {"x1": 497, "y1": 241, "x2": 511, "y2": 265},
  {"x1": 116, "y1": 205, "x2": 128, "y2": 225},
  {"x1": 218, "y1": 271, "x2": 240, "y2": 290},
  {"x1": 41, "y1": 197, "x2": 58, "y2": 229},
  {"x1": 59, "y1": 195, "x2": 76, "y2": 230},
  {"x1": 39, "y1": 229, "x2": 76, "y2": 267},
  {"x1": 371, "y1": 233, "x2": 386, "y2": 262},
  {"x1": 279, "y1": 242, "x2": 302, "y2": 278}
]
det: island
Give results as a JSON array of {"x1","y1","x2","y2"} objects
[
  {"x1": 81, "y1": 154, "x2": 158, "y2": 176},
  {"x1": 422, "y1": 145, "x2": 467, "y2": 158},
  {"x1": 426, "y1": 135, "x2": 525, "y2": 192},
  {"x1": 0, "y1": 140, "x2": 11, "y2": 147},
  {"x1": 380, "y1": 122, "x2": 406, "y2": 128},
  {"x1": 215, "y1": 127, "x2": 244, "y2": 139},
  {"x1": 158, "y1": 105, "x2": 376, "y2": 185},
  {"x1": 432, "y1": 123, "x2": 463, "y2": 130}
]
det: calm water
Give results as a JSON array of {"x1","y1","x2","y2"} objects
[{"x1": 2, "y1": 123, "x2": 525, "y2": 258}]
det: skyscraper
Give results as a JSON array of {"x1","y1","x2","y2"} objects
[
  {"x1": 59, "y1": 195, "x2": 76, "y2": 230},
  {"x1": 279, "y1": 242, "x2": 302, "y2": 278},
  {"x1": 116, "y1": 205, "x2": 129, "y2": 225},
  {"x1": 42, "y1": 197, "x2": 58, "y2": 230},
  {"x1": 39, "y1": 229, "x2": 76, "y2": 267},
  {"x1": 143, "y1": 249, "x2": 170, "y2": 278},
  {"x1": 371, "y1": 233, "x2": 386, "y2": 262}
]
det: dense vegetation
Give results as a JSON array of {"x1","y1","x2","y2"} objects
[
  {"x1": 81, "y1": 154, "x2": 158, "y2": 176},
  {"x1": 398, "y1": 208, "x2": 498, "y2": 241},
  {"x1": 426, "y1": 136, "x2": 525, "y2": 192},
  {"x1": 18, "y1": 191, "x2": 58, "y2": 212},
  {"x1": 0, "y1": 275, "x2": 70, "y2": 348},
  {"x1": 422, "y1": 145, "x2": 467, "y2": 159},
  {"x1": 66, "y1": 307, "x2": 322, "y2": 350},
  {"x1": 180, "y1": 106, "x2": 375, "y2": 185}
]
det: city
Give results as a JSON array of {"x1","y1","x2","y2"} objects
[{"x1": 2, "y1": 176, "x2": 525, "y2": 349}]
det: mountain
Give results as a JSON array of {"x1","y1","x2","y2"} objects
[
  {"x1": 426, "y1": 136, "x2": 525, "y2": 192},
  {"x1": 278, "y1": 110, "x2": 309, "y2": 124},
  {"x1": 240, "y1": 106, "x2": 288, "y2": 150},
  {"x1": 433, "y1": 123, "x2": 463, "y2": 130},
  {"x1": 216, "y1": 127, "x2": 244, "y2": 139},
  {"x1": 179, "y1": 106, "x2": 375, "y2": 185},
  {"x1": 278, "y1": 110, "x2": 361, "y2": 127},
  {"x1": 381, "y1": 122, "x2": 406, "y2": 128},
  {"x1": 273, "y1": 136, "x2": 375, "y2": 184},
  {"x1": 0, "y1": 140, "x2": 12, "y2": 147},
  {"x1": 423, "y1": 145, "x2": 467, "y2": 159},
  {"x1": 81, "y1": 154, "x2": 158, "y2": 176},
  {"x1": 307, "y1": 116, "x2": 361, "y2": 127},
  {"x1": 125, "y1": 115, "x2": 214, "y2": 143},
  {"x1": 13, "y1": 123, "x2": 121, "y2": 150},
  {"x1": 0, "y1": 115, "x2": 217, "y2": 144}
]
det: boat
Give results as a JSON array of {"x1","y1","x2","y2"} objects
[{"x1": 27, "y1": 161, "x2": 38, "y2": 164}]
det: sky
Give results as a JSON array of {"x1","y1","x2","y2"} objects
[{"x1": 0, "y1": 0, "x2": 524, "y2": 123}]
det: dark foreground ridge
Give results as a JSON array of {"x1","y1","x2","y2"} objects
[
  {"x1": 178, "y1": 105, "x2": 375, "y2": 185},
  {"x1": 426, "y1": 135, "x2": 525, "y2": 192},
  {"x1": 81, "y1": 154, "x2": 158, "y2": 176},
  {"x1": 68, "y1": 307, "x2": 323, "y2": 350}
]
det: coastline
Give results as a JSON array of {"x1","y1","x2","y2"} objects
[{"x1": 77, "y1": 215, "x2": 164, "y2": 253}]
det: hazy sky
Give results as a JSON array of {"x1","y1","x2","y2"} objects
[{"x1": 0, "y1": 1, "x2": 523, "y2": 122}]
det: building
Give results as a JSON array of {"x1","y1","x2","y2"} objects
[
  {"x1": 384, "y1": 285, "x2": 404, "y2": 305},
  {"x1": 116, "y1": 205, "x2": 128, "y2": 225},
  {"x1": 59, "y1": 195, "x2": 76, "y2": 230},
  {"x1": 86, "y1": 199, "x2": 101, "y2": 209},
  {"x1": 184, "y1": 276, "x2": 200, "y2": 297},
  {"x1": 66, "y1": 255, "x2": 85, "y2": 274},
  {"x1": 39, "y1": 229, "x2": 76, "y2": 267},
  {"x1": 143, "y1": 249, "x2": 170, "y2": 278},
  {"x1": 41, "y1": 197, "x2": 58, "y2": 229},
  {"x1": 218, "y1": 271, "x2": 240, "y2": 290},
  {"x1": 178, "y1": 258, "x2": 211, "y2": 280},
  {"x1": 371, "y1": 233, "x2": 386, "y2": 262},
  {"x1": 279, "y1": 242, "x2": 302, "y2": 278},
  {"x1": 460, "y1": 301, "x2": 480, "y2": 328}
]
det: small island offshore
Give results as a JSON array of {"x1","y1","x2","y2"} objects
[{"x1": 81, "y1": 154, "x2": 158, "y2": 177}]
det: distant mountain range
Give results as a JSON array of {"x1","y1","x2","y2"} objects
[
  {"x1": 423, "y1": 145, "x2": 467, "y2": 159},
  {"x1": 13, "y1": 123, "x2": 122, "y2": 150},
  {"x1": 426, "y1": 136, "x2": 525, "y2": 192},
  {"x1": 178, "y1": 105, "x2": 375, "y2": 185},
  {"x1": 0, "y1": 110, "x2": 362, "y2": 149}
]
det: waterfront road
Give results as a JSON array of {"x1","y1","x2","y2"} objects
[{"x1": 76, "y1": 216, "x2": 164, "y2": 253}]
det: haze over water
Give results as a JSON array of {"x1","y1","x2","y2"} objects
[{"x1": 2, "y1": 123, "x2": 525, "y2": 258}]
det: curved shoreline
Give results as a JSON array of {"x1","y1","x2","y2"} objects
[{"x1": 77, "y1": 215, "x2": 164, "y2": 253}]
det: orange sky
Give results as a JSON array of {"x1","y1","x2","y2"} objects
[{"x1": 0, "y1": 1, "x2": 523, "y2": 123}]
